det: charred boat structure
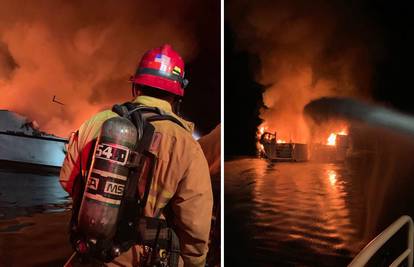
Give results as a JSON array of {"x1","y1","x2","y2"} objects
[
  {"x1": 259, "y1": 131, "x2": 350, "y2": 162},
  {"x1": 0, "y1": 110, "x2": 67, "y2": 168},
  {"x1": 310, "y1": 134, "x2": 349, "y2": 162},
  {"x1": 259, "y1": 132, "x2": 308, "y2": 162}
]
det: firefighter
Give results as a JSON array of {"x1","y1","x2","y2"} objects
[{"x1": 60, "y1": 44, "x2": 213, "y2": 267}]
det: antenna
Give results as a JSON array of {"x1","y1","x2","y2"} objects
[{"x1": 52, "y1": 95, "x2": 65, "y2": 105}]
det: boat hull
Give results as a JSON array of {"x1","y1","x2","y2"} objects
[
  {"x1": 0, "y1": 132, "x2": 67, "y2": 168},
  {"x1": 263, "y1": 143, "x2": 309, "y2": 162}
]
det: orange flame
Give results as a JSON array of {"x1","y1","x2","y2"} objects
[
  {"x1": 327, "y1": 133, "x2": 337, "y2": 146},
  {"x1": 327, "y1": 128, "x2": 348, "y2": 146},
  {"x1": 259, "y1": 126, "x2": 265, "y2": 135},
  {"x1": 256, "y1": 125, "x2": 266, "y2": 154}
]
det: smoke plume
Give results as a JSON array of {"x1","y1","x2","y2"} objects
[
  {"x1": 0, "y1": 0, "x2": 200, "y2": 137},
  {"x1": 227, "y1": 0, "x2": 382, "y2": 143},
  {"x1": 228, "y1": 0, "x2": 414, "y2": 246}
]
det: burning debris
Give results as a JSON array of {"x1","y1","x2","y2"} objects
[
  {"x1": 258, "y1": 122, "x2": 350, "y2": 162},
  {"x1": 311, "y1": 133, "x2": 350, "y2": 162},
  {"x1": 258, "y1": 130, "x2": 308, "y2": 162},
  {"x1": 228, "y1": 0, "x2": 382, "y2": 157},
  {"x1": 327, "y1": 132, "x2": 341, "y2": 146}
]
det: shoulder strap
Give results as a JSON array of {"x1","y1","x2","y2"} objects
[
  {"x1": 112, "y1": 102, "x2": 155, "y2": 206},
  {"x1": 113, "y1": 102, "x2": 187, "y2": 131},
  {"x1": 111, "y1": 103, "x2": 157, "y2": 252},
  {"x1": 112, "y1": 101, "x2": 187, "y2": 214},
  {"x1": 112, "y1": 103, "x2": 183, "y2": 263}
]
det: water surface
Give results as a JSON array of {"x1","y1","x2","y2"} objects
[
  {"x1": 0, "y1": 167, "x2": 72, "y2": 266},
  {"x1": 225, "y1": 158, "x2": 376, "y2": 266}
]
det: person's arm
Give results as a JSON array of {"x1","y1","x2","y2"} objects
[
  {"x1": 171, "y1": 145, "x2": 213, "y2": 267},
  {"x1": 59, "y1": 111, "x2": 113, "y2": 195},
  {"x1": 198, "y1": 124, "x2": 221, "y2": 177},
  {"x1": 59, "y1": 131, "x2": 81, "y2": 196}
]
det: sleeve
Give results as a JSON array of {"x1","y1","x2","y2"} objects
[
  {"x1": 171, "y1": 145, "x2": 213, "y2": 267},
  {"x1": 59, "y1": 111, "x2": 109, "y2": 195},
  {"x1": 59, "y1": 130, "x2": 81, "y2": 196},
  {"x1": 198, "y1": 124, "x2": 221, "y2": 177}
]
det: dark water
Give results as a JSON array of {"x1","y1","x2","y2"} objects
[
  {"x1": 0, "y1": 165, "x2": 222, "y2": 267},
  {"x1": 0, "y1": 167, "x2": 72, "y2": 267},
  {"x1": 224, "y1": 157, "x2": 414, "y2": 267}
]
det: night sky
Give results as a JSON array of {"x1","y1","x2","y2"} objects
[
  {"x1": 182, "y1": 0, "x2": 221, "y2": 135},
  {"x1": 225, "y1": 22, "x2": 264, "y2": 156},
  {"x1": 225, "y1": 0, "x2": 414, "y2": 156}
]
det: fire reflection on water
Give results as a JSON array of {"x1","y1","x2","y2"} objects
[
  {"x1": 252, "y1": 163, "x2": 356, "y2": 250},
  {"x1": 328, "y1": 169, "x2": 337, "y2": 186},
  {"x1": 225, "y1": 158, "x2": 364, "y2": 266}
]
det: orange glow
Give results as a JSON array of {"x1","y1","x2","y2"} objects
[
  {"x1": 257, "y1": 126, "x2": 266, "y2": 141},
  {"x1": 327, "y1": 128, "x2": 348, "y2": 146},
  {"x1": 259, "y1": 144, "x2": 264, "y2": 151},
  {"x1": 259, "y1": 126, "x2": 265, "y2": 135},
  {"x1": 328, "y1": 169, "x2": 337, "y2": 186},
  {"x1": 277, "y1": 139, "x2": 286, "y2": 144},
  {"x1": 248, "y1": 161, "x2": 355, "y2": 254},
  {"x1": 256, "y1": 125, "x2": 268, "y2": 153},
  {"x1": 0, "y1": 2, "x2": 197, "y2": 137},
  {"x1": 338, "y1": 129, "x2": 347, "y2": 135},
  {"x1": 327, "y1": 133, "x2": 337, "y2": 146}
]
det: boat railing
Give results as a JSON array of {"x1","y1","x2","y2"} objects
[{"x1": 348, "y1": 215, "x2": 413, "y2": 267}]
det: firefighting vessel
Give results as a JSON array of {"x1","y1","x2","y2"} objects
[{"x1": 0, "y1": 110, "x2": 67, "y2": 168}]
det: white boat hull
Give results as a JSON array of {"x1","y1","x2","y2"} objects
[
  {"x1": 0, "y1": 132, "x2": 67, "y2": 168},
  {"x1": 263, "y1": 143, "x2": 309, "y2": 162}
]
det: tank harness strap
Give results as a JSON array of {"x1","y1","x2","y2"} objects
[
  {"x1": 168, "y1": 227, "x2": 180, "y2": 267},
  {"x1": 113, "y1": 103, "x2": 186, "y2": 130},
  {"x1": 150, "y1": 219, "x2": 163, "y2": 264},
  {"x1": 112, "y1": 102, "x2": 183, "y2": 266},
  {"x1": 112, "y1": 103, "x2": 157, "y2": 253},
  {"x1": 112, "y1": 104, "x2": 130, "y2": 118},
  {"x1": 69, "y1": 135, "x2": 102, "y2": 263}
]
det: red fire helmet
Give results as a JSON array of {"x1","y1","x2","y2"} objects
[{"x1": 130, "y1": 44, "x2": 188, "y2": 97}]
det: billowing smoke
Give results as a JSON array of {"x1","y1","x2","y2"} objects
[
  {"x1": 0, "y1": 41, "x2": 18, "y2": 80},
  {"x1": 228, "y1": 0, "x2": 381, "y2": 143},
  {"x1": 227, "y1": 0, "x2": 414, "y2": 247},
  {"x1": 0, "y1": 0, "x2": 200, "y2": 137}
]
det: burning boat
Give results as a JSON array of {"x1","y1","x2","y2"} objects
[
  {"x1": 259, "y1": 132, "x2": 309, "y2": 162},
  {"x1": 258, "y1": 128, "x2": 350, "y2": 163},
  {"x1": 310, "y1": 133, "x2": 350, "y2": 162},
  {"x1": 0, "y1": 110, "x2": 67, "y2": 168}
]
